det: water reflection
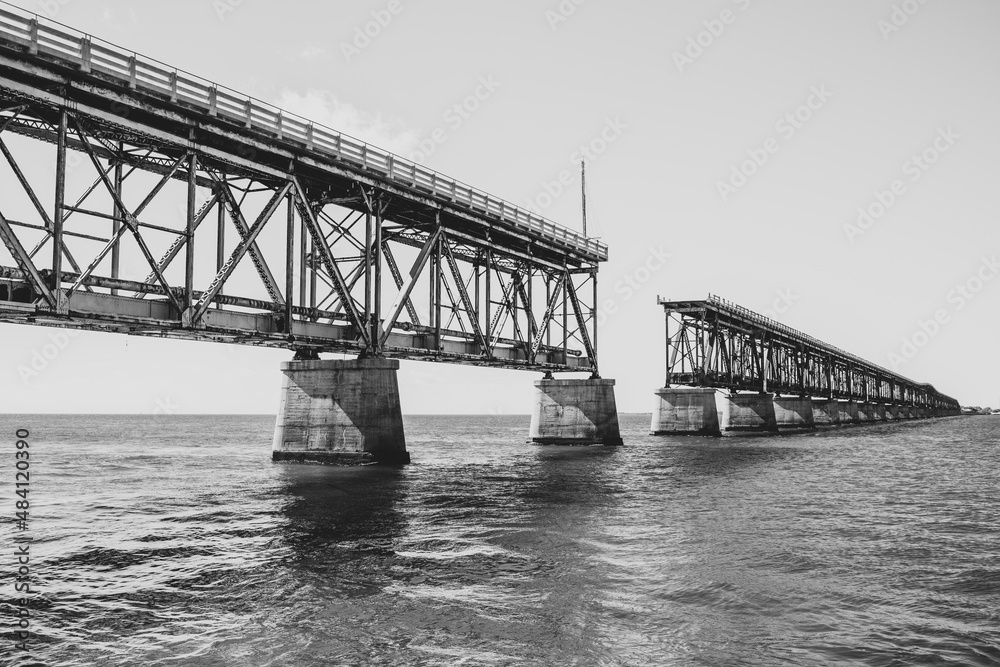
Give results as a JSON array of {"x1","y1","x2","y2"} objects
[{"x1": 275, "y1": 464, "x2": 409, "y2": 598}]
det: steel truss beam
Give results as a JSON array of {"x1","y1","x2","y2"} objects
[
  {"x1": 0, "y1": 64, "x2": 601, "y2": 372},
  {"x1": 660, "y1": 296, "x2": 959, "y2": 412}
]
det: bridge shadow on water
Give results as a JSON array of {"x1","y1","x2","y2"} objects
[
  {"x1": 273, "y1": 463, "x2": 410, "y2": 599},
  {"x1": 648, "y1": 435, "x2": 812, "y2": 480}
]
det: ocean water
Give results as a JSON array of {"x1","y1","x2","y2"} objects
[{"x1": 1, "y1": 413, "x2": 999, "y2": 666}]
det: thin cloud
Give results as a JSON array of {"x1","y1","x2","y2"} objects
[{"x1": 273, "y1": 89, "x2": 420, "y2": 156}]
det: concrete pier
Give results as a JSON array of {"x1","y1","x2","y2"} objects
[
  {"x1": 727, "y1": 393, "x2": 779, "y2": 433},
  {"x1": 871, "y1": 404, "x2": 886, "y2": 422},
  {"x1": 811, "y1": 399, "x2": 838, "y2": 426},
  {"x1": 272, "y1": 358, "x2": 409, "y2": 465},
  {"x1": 773, "y1": 396, "x2": 815, "y2": 430},
  {"x1": 839, "y1": 400, "x2": 859, "y2": 424},
  {"x1": 651, "y1": 386, "x2": 949, "y2": 437},
  {"x1": 651, "y1": 387, "x2": 726, "y2": 435},
  {"x1": 530, "y1": 377, "x2": 623, "y2": 446}
]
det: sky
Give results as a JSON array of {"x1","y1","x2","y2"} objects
[{"x1": 0, "y1": 0, "x2": 998, "y2": 414}]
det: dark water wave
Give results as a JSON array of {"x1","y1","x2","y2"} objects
[{"x1": 2, "y1": 414, "x2": 999, "y2": 666}]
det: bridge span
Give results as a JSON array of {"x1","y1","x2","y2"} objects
[
  {"x1": 0, "y1": 5, "x2": 622, "y2": 462},
  {"x1": 652, "y1": 295, "x2": 961, "y2": 435}
]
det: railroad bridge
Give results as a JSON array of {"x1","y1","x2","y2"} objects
[
  {"x1": 0, "y1": 5, "x2": 622, "y2": 462},
  {"x1": 652, "y1": 295, "x2": 961, "y2": 435}
]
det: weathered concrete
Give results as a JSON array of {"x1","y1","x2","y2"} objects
[
  {"x1": 773, "y1": 396, "x2": 815, "y2": 429},
  {"x1": 871, "y1": 404, "x2": 886, "y2": 422},
  {"x1": 651, "y1": 387, "x2": 727, "y2": 436},
  {"x1": 272, "y1": 359, "x2": 409, "y2": 465},
  {"x1": 811, "y1": 399, "x2": 839, "y2": 426},
  {"x1": 726, "y1": 393, "x2": 778, "y2": 433},
  {"x1": 838, "y1": 400, "x2": 859, "y2": 424},
  {"x1": 886, "y1": 405, "x2": 900, "y2": 421},
  {"x1": 857, "y1": 402, "x2": 873, "y2": 422},
  {"x1": 530, "y1": 378, "x2": 623, "y2": 446}
]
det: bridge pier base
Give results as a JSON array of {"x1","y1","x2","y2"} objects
[
  {"x1": 530, "y1": 377, "x2": 623, "y2": 446},
  {"x1": 725, "y1": 393, "x2": 779, "y2": 434},
  {"x1": 839, "y1": 400, "x2": 859, "y2": 424},
  {"x1": 272, "y1": 359, "x2": 410, "y2": 465},
  {"x1": 651, "y1": 387, "x2": 727, "y2": 435},
  {"x1": 811, "y1": 399, "x2": 839, "y2": 426},
  {"x1": 773, "y1": 396, "x2": 815, "y2": 430}
]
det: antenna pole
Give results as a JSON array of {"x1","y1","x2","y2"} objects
[{"x1": 581, "y1": 160, "x2": 587, "y2": 237}]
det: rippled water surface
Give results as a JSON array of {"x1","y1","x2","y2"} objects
[{"x1": 2, "y1": 414, "x2": 999, "y2": 666}]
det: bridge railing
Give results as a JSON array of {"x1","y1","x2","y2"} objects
[{"x1": 0, "y1": 4, "x2": 607, "y2": 262}]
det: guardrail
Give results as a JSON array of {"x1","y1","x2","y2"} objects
[{"x1": 0, "y1": 3, "x2": 608, "y2": 262}]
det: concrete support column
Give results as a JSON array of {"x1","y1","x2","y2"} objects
[
  {"x1": 651, "y1": 387, "x2": 727, "y2": 436},
  {"x1": 272, "y1": 358, "x2": 409, "y2": 464},
  {"x1": 530, "y1": 377, "x2": 623, "y2": 446},
  {"x1": 726, "y1": 393, "x2": 778, "y2": 434},
  {"x1": 838, "y1": 400, "x2": 859, "y2": 424},
  {"x1": 774, "y1": 396, "x2": 815, "y2": 429},
  {"x1": 811, "y1": 399, "x2": 839, "y2": 426},
  {"x1": 857, "y1": 402, "x2": 872, "y2": 422}
]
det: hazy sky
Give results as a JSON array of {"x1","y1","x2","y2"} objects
[{"x1": 1, "y1": 0, "x2": 998, "y2": 413}]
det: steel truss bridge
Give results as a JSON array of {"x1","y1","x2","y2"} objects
[
  {"x1": 0, "y1": 5, "x2": 608, "y2": 372},
  {"x1": 660, "y1": 295, "x2": 960, "y2": 413}
]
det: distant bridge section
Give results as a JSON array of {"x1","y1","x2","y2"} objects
[
  {"x1": 651, "y1": 295, "x2": 959, "y2": 436},
  {"x1": 659, "y1": 295, "x2": 959, "y2": 412}
]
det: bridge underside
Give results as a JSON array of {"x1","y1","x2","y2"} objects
[{"x1": 0, "y1": 11, "x2": 604, "y2": 372}]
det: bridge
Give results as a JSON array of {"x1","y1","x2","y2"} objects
[
  {"x1": 651, "y1": 295, "x2": 961, "y2": 435},
  {"x1": 0, "y1": 4, "x2": 622, "y2": 462}
]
